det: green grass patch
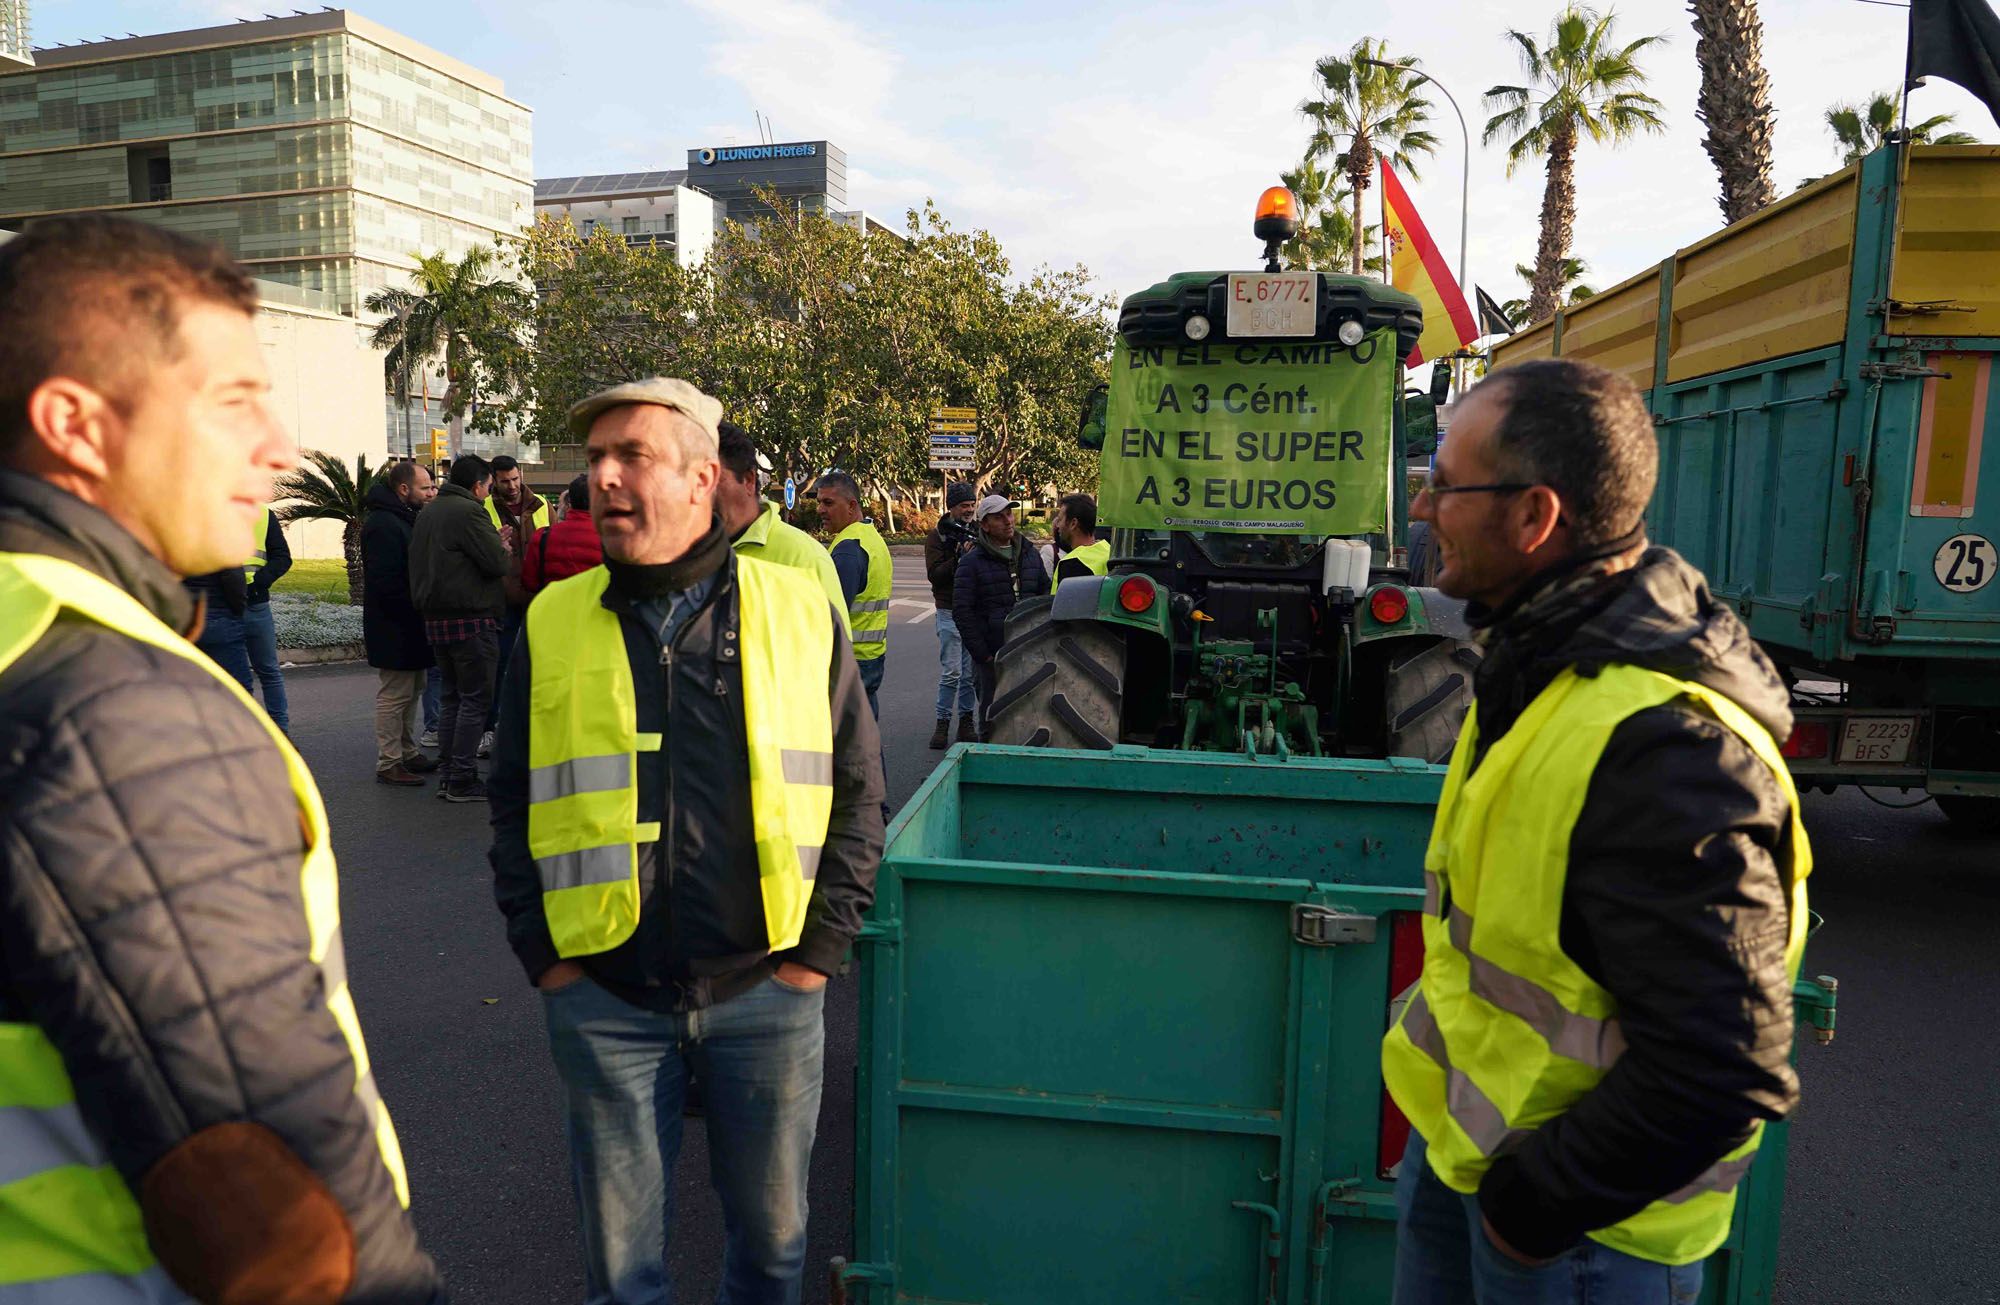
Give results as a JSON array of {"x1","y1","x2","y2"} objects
[{"x1": 273, "y1": 558, "x2": 352, "y2": 602}]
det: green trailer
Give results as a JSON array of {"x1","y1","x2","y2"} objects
[{"x1": 834, "y1": 745, "x2": 1837, "y2": 1305}]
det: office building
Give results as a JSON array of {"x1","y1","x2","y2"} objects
[
  {"x1": 0, "y1": 9, "x2": 533, "y2": 315},
  {"x1": 537, "y1": 139, "x2": 894, "y2": 263},
  {"x1": 1, "y1": 1, "x2": 30, "y2": 70}
]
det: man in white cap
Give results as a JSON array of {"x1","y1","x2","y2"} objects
[
  {"x1": 951, "y1": 493, "x2": 1051, "y2": 735},
  {"x1": 489, "y1": 377, "x2": 884, "y2": 1304}
]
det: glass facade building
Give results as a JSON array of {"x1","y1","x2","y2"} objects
[{"x1": 0, "y1": 11, "x2": 531, "y2": 314}]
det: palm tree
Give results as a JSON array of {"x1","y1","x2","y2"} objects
[
  {"x1": 1500, "y1": 257, "x2": 1595, "y2": 327},
  {"x1": 276, "y1": 451, "x2": 382, "y2": 607},
  {"x1": 1278, "y1": 157, "x2": 1384, "y2": 274},
  {"x1": 1484, "y1": 7, "x2": 1667, "y2": 323},
  {"x1": 1827, "y1": 90, "x2": 1977, "y2": 165},
  {"x1": 1300, "y1": 38, "x2": 1440, "y2": 276},
  {"x1": 365, "y1": 246, "x2": 530, "y2": 447},
  {"x1": 1690, "y1": 0, "x2": 1777, "y2": 223}
]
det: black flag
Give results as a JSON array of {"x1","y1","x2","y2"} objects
[
  {"x1": 1475, "y1": 286, "x2": 1516, "y2": 338},
  {"x1": 1910, "y1": 0, "x2": 2000, "y2": 131}
]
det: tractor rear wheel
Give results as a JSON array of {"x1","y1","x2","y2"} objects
[
  {"x1": 1383, "y1": 637, "x2": 1480, "y2": 764},
  {"x1": 986, "y1": 601, "x2": 1127, "y2": 750}
]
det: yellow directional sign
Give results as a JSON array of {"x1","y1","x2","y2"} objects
[
  {"x1": 933, "y1": 405, "x2": 977, "y2": 420},
  {"x1": 928, "y1": 420, "x2": 978, "y2": 433}
]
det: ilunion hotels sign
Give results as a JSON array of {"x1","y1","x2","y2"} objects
[{"x1": 696, "y1": 143, "x2": 819, "y2": 165}]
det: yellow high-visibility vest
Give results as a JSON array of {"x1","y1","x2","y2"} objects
[
  {"x1": 1381, "y1": 663, "x2": 1810, "y2": 1266},
  {"x1": 486, "y1": 494, "x2": 551, "y2": 534},
  {"x1": 830, "y1": 521, "x2": 890, "y2": 661},
  {"x1": 0, "y1": 552, "x2": 411, "y2": 1294},
  {"x1": 523, "y1": 556, "x2": 836, "y2": 957},
  {"x1": 242, "y1": 504, "x2": 270, "y2": 582},
  {"x1": 734, "y1": 502, "x2": 848, "y2": 634},
  {"x1": 1064, "y1": 538, "x2": 1110, "y2": 577}
]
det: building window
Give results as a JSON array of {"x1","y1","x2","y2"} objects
[
  {"x1": 623, "y1": 216, "x2": 640, "y2": 234},
  {"x1": 127, "y1": 146, "x2": 172, "y2": 203}
]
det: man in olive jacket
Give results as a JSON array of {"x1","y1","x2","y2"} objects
[
  {"x1": 0, "y1": 216, "x2": 439, "y2": 1299},
  {"x1": 410, "y1": 453, "x2": 509, "y2": 800}
]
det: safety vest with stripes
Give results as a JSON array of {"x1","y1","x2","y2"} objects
[
  {"x1": 830, "y1": 521, "x2": 890, "y2": 661},
  {"x1": 486, "y1": 494, "x2": 551, "y2": 534},
  {"x1": 734, "y1": 502, "x2": 849, "y2": 635},
  {"x1": 523, "y1": 557, "x2": 836, "y2": 958},
  {"x1": 1381, "y1": 663, "x2": 1811, "y2": 1267},
  {"x1": 242, "y1": 505, "x2": 270, "y2": 582},
  {"x1": 0, "y1": 552, "x2": 411, "y2": 1297},
  {"x1": 1063, "y1": 538, "x2": 1110, "y2": 577}
]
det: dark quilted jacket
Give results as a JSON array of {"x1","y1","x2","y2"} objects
[
  {"x1": 0, "y1": 469, "x2": 441, "y2": 1301},
  {"x1": 362, "y1": 480, "x2": 434, "y2": 671},
  {"x1": 951, "y1": 538, "x2": 1051, "y2": 663}
]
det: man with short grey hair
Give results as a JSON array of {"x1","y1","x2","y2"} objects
[
  {"x1": 1385, "y1": 359, "x2": 1809, "y2": 1303},
  {"x1": 815, "y1": 470, "x2": 892, "y2": 716},
  {"x1": 491, "y1": 377, "x2": 883, "y2": 1305}
]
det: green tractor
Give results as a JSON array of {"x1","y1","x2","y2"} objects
[{"x1": 988, "y1": 188, "x2": 1476, "y2": 761}]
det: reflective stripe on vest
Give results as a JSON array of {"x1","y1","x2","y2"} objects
[
  {"x1": 831, "y1": 522, "x2": 890, "y2": 659},
  {"x1": 1381, "y1": 664, "x2": 1811, "y2": 1267},
  {"x1": 523, "y1": 558, "x2": 836, "y2": 957},
  {"x1": 241, "y1": 505, "x2": 270, "y2": 582},
  {"x1": 733, "y1": 503, "x2": 849, "y2": 635},
  {"x1": 0, "y1": 553, "x2": 412, "y2": 1292},
  {"x1": 487, "y1": 495, "x2": 552, "y2": 533},
  {"x1": 1067, "y1": 539, "x2": 1110, "y2": 576}
]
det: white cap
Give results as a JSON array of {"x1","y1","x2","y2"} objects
[{"x1": 976, "y1": 494, "x2": 1015, "y2": 520}]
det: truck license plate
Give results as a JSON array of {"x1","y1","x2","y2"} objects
[
  {"x1": 1226, "y1": 272, "x2": 1317, "y2": 337},
  {"x1": 1837, "y1": 716, "x2": 1917, "y2": 764}
]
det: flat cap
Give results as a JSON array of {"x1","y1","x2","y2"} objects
[{"x1": 567, "y1": 377, "x2": 723, "y2": 451}]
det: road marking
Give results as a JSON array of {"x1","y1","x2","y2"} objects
[{"x1": 891, "y1": 598, "x2": 936, "y2": 624}]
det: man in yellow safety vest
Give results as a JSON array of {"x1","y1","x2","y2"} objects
[
  {"x1": 490, "y1": 377, "x2": 883, "y2": 1304},
  {"x1": 1383, "y1": 358, "x2": 1809, "y2": 1303},
  {"x1": 714, "y1": 419, "x2": 846, "y2": 625},
  {"x1": 1051, "y1": 491, "x2": 1109, "y2": 585},
  {"x1": 0, "y1": 216, "x2": 439, "y2": 1299},
  {"x1": 814, "y1": 470, "x2": 891, "y2": 716}
]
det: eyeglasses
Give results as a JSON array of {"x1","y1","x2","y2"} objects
[{"x1": 1418, "y1": 472, "x2": 1536, "y2": 498}]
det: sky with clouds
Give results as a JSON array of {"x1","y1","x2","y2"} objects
[{"x1": 38, "y1": 0, "x2": 1998, "y2": 310}]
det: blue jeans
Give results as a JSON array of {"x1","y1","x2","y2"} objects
[
  {"x1": 933, "y1": 610, "x2": 975, "y2": 720},
  {"x1": 542, "y1": 974, "x2": 826, "y2": 1305},
  {"x1": 423, "y1": 666, "x2": 441, "y2": 732},
  {"x1": 1393, "y1": 1134, "x2": 1701, "y2": 1305},
  {"x1": 856, "y1": 653, "x2": 884, "y2": 720},
  {"x1": 194, "y1": 608, "x2": 254, "y2": 693},
  {"x1": 241, "y1": 600, "x2": 289, "y2": 731}
]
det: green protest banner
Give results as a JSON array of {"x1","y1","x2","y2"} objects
[{"x1": 1099, "y1": 332, "x2": 1395, "y2": 534}]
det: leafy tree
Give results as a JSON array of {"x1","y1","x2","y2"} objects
[
  {"x1": 365, "y1": 246, "x2": 531, "y2": 432},
  {"x1": 1690, "y1": 0, "x2": 1777, "y2": 223},
  {"x1": 1484, "y1": 7, "x2": 1666, "y2": 323},
  {"x1": 1300, "y1": 38, "x2": 1440, "y2": 277},
  {"x1": 1500, "y1": 257, "x2": 1595, "y2": 327},
  {"x1": 1278, "y1": 157, "x2": 1384, "y2": 274},
  {"x1": 276, "y1": 451, "x2": 381, "y2": 606}
]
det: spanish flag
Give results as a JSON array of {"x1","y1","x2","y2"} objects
[{"x1": 1381, "y1": 160, "x2": 1476, "y2": 367}]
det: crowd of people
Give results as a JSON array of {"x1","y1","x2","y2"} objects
[{"x1": 1, "y1": 212, "x2": 1811, "y2": 1305}]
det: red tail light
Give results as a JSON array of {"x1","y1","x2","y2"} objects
[
  {"x1": 1781, "y1": 721, "x2": 1831, "y2": 760},
  {"x1": 1118, "y1": 576, "x2": 1155, "y2": 613},
  {"x1": 1379, "y1": 909, "x2": 1427, "y2": 1177},
  {"x1": 1369, "y1": 586, "x2": 1410, "y2": 624}
]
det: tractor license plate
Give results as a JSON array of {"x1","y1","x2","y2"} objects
[
  {"x1": 1226, "y1": 272, "x2": 1317, "y2": 337},
  {"x1": 1837, "y1": 716, "x2": 1917, "y2": 764}
]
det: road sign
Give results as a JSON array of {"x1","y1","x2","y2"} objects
[
  {"x1": 929, "y1": 456, "x2": 975, "y2": 470},
  {"x1": 932, "y1": 406, "x2": 976, "y2": 420},
  {"x1": 929, "y1": 435, "x2": 976, "y2": 446},
  {"x1": 784, "y1": 476, "x2": 796, "y2": 510},
  {"x1": 928, "y1": 420, "x2": 978, "y2": 433}
]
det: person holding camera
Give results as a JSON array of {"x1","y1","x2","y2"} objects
[{"x1": 923, "y1": 481, "x2": 981, "y2": 748}]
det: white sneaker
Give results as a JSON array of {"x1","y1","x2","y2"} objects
[
  {"x1": 477, "y1": 729, "x2": 494, "y2": 759},
  {"x1": 419, "y1": 729, "x2": 439, "y2": 749}
]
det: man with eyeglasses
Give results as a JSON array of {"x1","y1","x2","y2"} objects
[{"x1": 1383, "y1": 359, "x2": 1811, "y2": 1304}]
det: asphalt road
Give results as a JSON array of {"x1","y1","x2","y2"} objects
[{"x1": 282, "y1": 564, "x2": 1999, "y2": 1304}]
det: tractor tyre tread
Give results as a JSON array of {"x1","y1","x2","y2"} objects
[
  {"x1": 1383, "y1": 637, "x2": 1480, "y2": 765},
  {"x1": 988, "y1": 606, "x2": 1126, "y2": 751}
]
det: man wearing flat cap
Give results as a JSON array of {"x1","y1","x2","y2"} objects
[{"x1": 489, "y1": 377, "x2": 885, "y2": 1304}]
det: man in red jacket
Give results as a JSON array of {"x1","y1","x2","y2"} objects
[{"x1": 522, "y1": 474, "x2": 602, "y2": 593}]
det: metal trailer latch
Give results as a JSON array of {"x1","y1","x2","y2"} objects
[{"x1": 1291, "y1": 905, "x2": 1376, "y2": 946}]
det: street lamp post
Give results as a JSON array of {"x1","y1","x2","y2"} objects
[{"x1": 1361, "y1": 58, "x2": 1471, "y2": 394}]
